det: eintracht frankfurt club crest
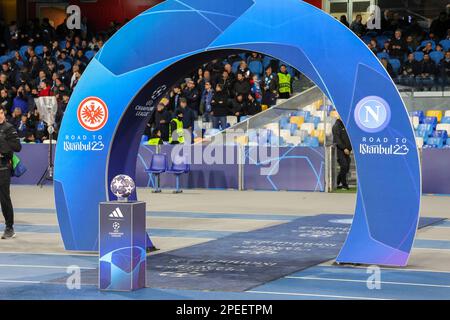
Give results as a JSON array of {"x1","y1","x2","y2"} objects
[{"x1": 77, "y1": 97, "x2": 109, "y2": 131}]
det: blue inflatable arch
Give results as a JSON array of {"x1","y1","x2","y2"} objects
[{"x1": 55, "y1": 0, "x2": 421, "y2": 266}]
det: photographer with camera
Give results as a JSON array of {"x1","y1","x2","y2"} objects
[{"x1": 0, "y1": 107, "x2": 21, "y2": 239}]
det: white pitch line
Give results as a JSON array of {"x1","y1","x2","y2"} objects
[
  {"x1": 0, "y1": 264, "x2": 96, "y2": 270},
  {"x1": 247, "y1": 290, "x2": 388, "y2": 300},
  {"x1": 0, "y1": 280, "x2": 41, "y2": 284},
  {"x1": 286, "y1": 276, "x2": 450, "y2": 289},
  {"x1": 0, "y1": 251, "x2": 98, "y2": 257}
]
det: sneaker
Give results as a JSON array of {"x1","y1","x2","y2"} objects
[{"x1": 1, "y1": 227, "x2": 16, "y2": 239}]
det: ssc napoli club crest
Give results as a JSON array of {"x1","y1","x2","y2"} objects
[
  {"x1": 77, "y1": 97, "x2": 109, "y2": 131},
  {"x1": 354, "y1": 96, "x2": 391, "y2": 133}
]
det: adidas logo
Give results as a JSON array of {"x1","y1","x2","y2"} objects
[{"x1": 109, "y1": 208, "x2": 124, "y2": 218}]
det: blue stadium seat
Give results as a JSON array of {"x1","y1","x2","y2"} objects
[
  {"x1": 59, "y1": 61, "x2": 72, "y2": 72},
  {"x1": 0, "y1": 55, "x2": 9, "y2": 64},
  {"x1": 426, "y1": 137, "x2": 444, "y2": 149},
  {"x1": 410, "y1": 110, "x2": 424, "y2": 123},
  {"x1": 377, "y1": 52, "x2": 389, "y2": 60},
  {"x1": 293, "y1": 110, "x2": 310, "y2": 121},
  {"x1": 440, "y1": 40, "x2": 450, "y2": 51},
  {"x1": 258, "y1": 129, "x2": 271, "y2": 145},
  {"x1": 166, "y1": 156, "x2": 190, "y2": 193},
  {"x1": 248, "y1": 60, "x2": 263, "y2": 76},
  {"x1": 35, "y1": 45, "x2": 44, "y2": 56},
  {"x1": 232, "y1": 61, "x2": 241, "y2": 74},
  {"x1": 19, "y1": 46, "x2": 29, "y2": 59},
  {"x1": 308, "y1": 116, "x2": 321, "y2": 129},
  {"x1": 423, "y1": 117, "x2": 438, "y2": 129},
  {"x1": 301, "y1": 136, "x2": 320, "y2": 147},
  {"x1": 441, "y1": 117, "x2": 450, "y2": 124},
  {"x1": 413, "y1": 51, "x2": 424, "y2": 62},
  {"x1": 141, "y1": 135, "x2": 149, "y2": 144},
  {"x1": 145, "y1": 154, "x2": 167, "y2": 193},
  {"x1": 85, "y1": 50, "x2": 96, "y2": 60},
  {"x1": 429, "y1": 51, "x2": 444, "y2": 64},
  {"x1": 416, "y1": 129, "x2": 429, "y2": 143},
  {"x1": 376, "y1": 36, "x2": 388, "y2": 49},
  {"x1": 361, "y1": 35, "x2": 371, "y2": 44},
  {"x1": 433, "y1": 130, "x2": 448, "y2": 141},
  {"x1": 419, "y1": 40, "x2": 436, "y2": 50},
  {"x1": 262, "y1": 56, "x2": 272, "y2": 68},
  {"x1": 417, "y1": 123, "x2": 433, "y2": 136},
  {"x1": 289, "y1": 123, "x2": 298, "y2": 136},
  {"x1": 389, "y1": 59, "x2": 401, "y2": 74}
]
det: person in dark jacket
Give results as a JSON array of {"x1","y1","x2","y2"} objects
[
  {"x1": 183, "y1": 79, "x2": 200, "y2": 117},
  {"x1": 211, "y1": 84, "x2": 229, "y2": 130},
  {"x1": 416, "y1": 54, "x2": 437, "y2": 91},
  {"x1": 153, "y1": 103, "x2": 172, "y2": 142},
  {"x1": 233, "y1": 73, "x2": 251, "y2": 98},
  {"x1": 389, "y1": 30, "x2": 407, "y2": 60},
  {"x1": 230, "y1": 94, "x2": 246, "y2": 122},
  {"x1": 245, "y1": 94, "x2": 262, "y2": 116},
  {"x1": 332, "y1": 117, "x2": 352, "y2": 190},
  {"x1": 0, "y1": 107, "x2": 22, "y2": 239},
  {"x1": 438, "y1": 51, "x2": 450, "y2": 90},
  {"x1": 398, "y1": 53, "x2": 420, "y2": 87},
  {"x1": 262, "y1": 66, "x2": 278, "y2": 106},
  {"x1": 179, "y1": 98, "x2": 195, "y2": 134}
]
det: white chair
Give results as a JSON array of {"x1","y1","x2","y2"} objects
[
  {"x1": 300, "y1": 123, "x2": 315, "y2": 135},
  {"x1": 415, "y1": 137, "x2": 423, "y2": 149},
  {"x1": 436, "y1": 123, "x2": 450, "y2": 135},
  {"x1": 445, "y1": 110, "x2": 450, "y2": 118},
  {"x1": 227, "y1": 116, "x2": 238, "y2": 127},
  {"x1": 280, "y1": 129, "x2": 291, "y2": 139},
  {"x1": 284, "y1": 136, "x2": 302, "y2": 146}
]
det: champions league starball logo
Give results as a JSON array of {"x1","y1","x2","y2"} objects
[
  {"x1": 110, "y1": 175, "x2": 135, "y2": 201},
  {"x1": 354, "y1": 96, "x2": 391, "y2": 133}
]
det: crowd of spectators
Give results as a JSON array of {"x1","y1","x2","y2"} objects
[
  {"x1": 1, "y1": 7, "x2": 449, "y2": 145},
  {"x1": 343, "y1": 10, "x2": 450, "y2": 90}
]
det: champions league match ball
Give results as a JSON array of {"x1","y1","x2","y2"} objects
[{"x1": 110, "y1": 175, "x2": 136, "y2": 200}]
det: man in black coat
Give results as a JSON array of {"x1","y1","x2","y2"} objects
[
  {"x1": 0, "y1": 107, "x2": 22, "y2": 239},
  {"x1": 332, "y1": 118, "x2": 352, "y2": 190},
  {"x1": 183, "y1": 80, "x2": 200, "y2": 117},
  {"x1": 153, "y1": 103, "x2": 172, "y2": 142}
]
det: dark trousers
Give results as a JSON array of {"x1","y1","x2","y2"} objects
[
  {"x1": 0, "y1": 169, "x2": 13, "y2": 228},
  {"x1": 337, "y1": 149, "x2": 351, "y2": 187},
  {"x1": 212, "y1": 116, "x2": 227, "y2": 130}
]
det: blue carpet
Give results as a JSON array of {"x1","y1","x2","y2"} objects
[{"x1": 48, "y1": 215, "x2": 443, "y2": 292}]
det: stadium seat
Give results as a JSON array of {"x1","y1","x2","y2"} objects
[
  {"x1": 415, "y1": 137, "x2": 424, "y2": 149},
  {"x1": 204, "y1": 128, "x2": 221, "y2": 138},
  {"x1": 376, "y1": 36, "x2": 388, "y2": 49},
  {"x1": 290, "y1": 116, "x2": 304, "y2": 127},
  {"x1": 19, "y1": 45, "x2": 29, "y2": 59},
  {"x1": 140, "y1": 135, "x2": 149, "y2": 144},
  {"x1": 411, "y1": 110, "x2": 425, "y2": 123},
  {"x1": 35, "y1": 45, "x2": 44, "y2": 56},
  {"x1": 284, "y1": 136, "x2": 302, "y2": 146},
  {"x1": 248, "y1": 60, "x2": 263, "y2": 76},
  {"x1": 429, "y1": 51, "x2": 444, "y2": 65},
  {"x1": 300, "y1": 123, "x2": 315, "y2": 135},
  {"x1": 440, "y1": 39, "x2": 450, "y2": 51},
  {"x1": 426, "y1": 110, "x2": 443, "y2": 123},
  {"x1": 441, "y1": 117, "x2": 450, "y2": 124},
  {"x1": 423, "y1": 117, "x2": 438, "y2": 129},
  {"x1": 377, "y1": 52, "x2": 389, "y2": 60},
  {"x1": 301, "y1": 136, "x2": 320, "y2": 147},
  {"x1": 410, "y1": 116, "x2": 420, "y2": 130},
  {"x1": 433, "y1": 129, "x2": 449, "y2": 141},
  {"x1": 166, "y1": 156, "x2": 190, "y2": 193},
  {"x1": 59, "y1": 61, "x2": 72, "y2": 72},
  {"x1": 0, "y1": 55, "x2": 9, "y2": 64},
  {"x1": 232, "y1": 61, "x2": 241, "y2": 74},
  {"x1": 413, "y1": 51, "x2": 424, "y2": 62},
  {"x1": 262, "y1": 56, "x2": 272, "y2": 68},
  {"x1": 227, "y1": 116, "x2": 238, "y2": 127},
  {"x1": 85, "y1": 50, "x2": 96, "y2": 60},
  {"x1": 280, "y1": 129, "x2": 291, "y2": 139},
  {"x1": 289, "y1": 123, "x2": 298, "y2": 136},
  {"x1": 388, "y1": 59, "x2": 401, "y2": 74},
  {"x1": 145, "y1": 154, "x2": 167, "y2": 193},
  {"x1": 426, "y1": 137, "x2": 444, "y2": 149},
  {"x1": 239, "y1": 116, "x2": 250, "y2": 122},
  {"x1": 312, "y1": 129, "x2": 325, "y2": 145},
  {"x1": 445, "y1": 110, "x2": 450, "y2": 118},
  {"x1": 419, "y1": 40, "x2": 436, "y2": 50},
  {"x1": 308, "y1": 116, "x2": 321, "y2": 129}
]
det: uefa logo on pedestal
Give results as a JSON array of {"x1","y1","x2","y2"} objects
[{"x1": 354, "y1": 96, "x2": 391, "y2": 133}]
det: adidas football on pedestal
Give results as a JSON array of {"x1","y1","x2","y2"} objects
[{"x1": 99, "y1": 175, "x2": 146, "y2": 291}]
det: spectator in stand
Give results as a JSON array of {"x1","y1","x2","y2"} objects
[
  {"x1": 340, "y1": 15, "x2": 349, "y2": 28},
  {"x1": 153, "y1": 102, "x2": 171, "y2": 142},
  {"x1": 416, "y1": 53, "x2": 437, "y2": 91},
  {"x1": 200, "y1": 81, "x2": 214, "y2": 122},
  {"x1": 250, "y1": 74, "x2": 263, "y2": 103},
  {"x1": 380, "y1": 58, "x2": 396, "y2": 79},
  {"x1": 168, "y1": 85, "x2": 182, "y2": 112},
  {"x1": 178, "y1": 98, "x2": 195, "y2": 136},
  {"x1": 233, "y1": 72, "x2": 251, "y2": 99},
  {"x1": 12, "y1": 86, "x2": 28, "y2": 114},
  {"x1": 34, "y1": 113, "x2": 48, "y2": 143},
  {"x1": 16, "y1": 114, "x2": 31, "y2": 138},
  {"x1": 224, "y1": 63, "x2": 235, "y2": 83},
  {"x1": 262, "y1": 66, "x2": 278, "y2": 106},
  {"x1": 405, "y1": 35, "x2": 417, "y2": 54},
  {"x1": 0, "y1": 73, "x2": 10, "y2": 91},
  {"x1": 422, "y1": 42, "x2": 434, "y2": 55},
  {"x1": 398, "y1": 53, "x2": 420, "y2": 87},
  {"x1": 183, "y1": 79, "x2": 200, "y2": 117},
  {"x1": 277, "y1": 65, "x2": 292, "y2": 99},
  {"x1": 38, "y1": 80, "x2": 52, "y2": 96},
  {"x1": 198, "y1": 69, "x2": 213, "y2": 93},
  {"x1": 438, "y1": 51, "x2": 450, "y2": 90},
  {"x1": 247, "y1": 52, "x2": 262, "y2": 64},
  {"x1": 237, "y1": 60, "x2": 251, "y2": 78},
  {"x1": 245, "y1": 94, "x2": 262, "y2": 116},
  {"x1": 367, "y1": 39, "x2": 379, "y2": 54},
  {"x1": 210, "y1": 84, "x2": 229, "y2": 130},
  {"x1": 217, "y1": 70, "x2": 233, "y2": 97},
  {"x1": 389, "y1": 30, "x2": 407, "y2": 59},
  {"x1": 381, "y1": 41, "x2": 391, "y2": 56},
  {"x1": 230, "y1": 94, "x2": 246, "y2": 122},
  {"x1": 350, "y1": 14, "x2": 365, "y2": 36},
  {"x1": 430, "y1": 12, "x2": 450, "y2": 40},
  {"x1": 0, "y1": 89, "x2": 12, "y2": 112}
]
